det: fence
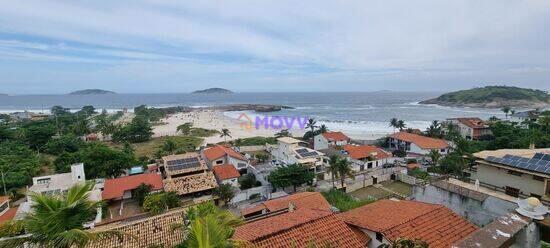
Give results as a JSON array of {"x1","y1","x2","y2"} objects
[
  {"x1": 231, "y1": 186, "x2": 270, "y2": 204},
  {"x1": 398, "y1": 173, "x2": 417, "y2": 185},
  {"x1": 346, "y1": 173, "x2": 392, "y2": 193}
]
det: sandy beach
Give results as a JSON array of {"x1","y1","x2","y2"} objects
[{"x1": 153, "y1": 110, "x2": 387, "y2": 145}]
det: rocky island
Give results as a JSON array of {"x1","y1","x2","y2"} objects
[
  {"x1": 192, "y1": 88, "x2": 233, "y2": 94},
  {"x1": 69, "y1": 89, "x2": 116, "y2": 95},
  {"x1": 420, "y1": 86, "x2": 549, "y2": 108}
]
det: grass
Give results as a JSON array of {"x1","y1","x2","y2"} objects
[
  {"x1": 381, "y1": 181, "x2": 413, "y2": 196},
  {"x1": 188, "y1": 128, "x2": 219, "y2": 137},
  {"x1": 350, "y1": 186, "x2": 392, "y2": 200},
  {"x1": 108, "y1": 136, "x2": 203, "y2": 158},
  {"x1": 322, "y1": 189, "x2": 373, "y2": 212},
  {"x1": 235, "y1": 136, "x2": 277, "y2": 146}
]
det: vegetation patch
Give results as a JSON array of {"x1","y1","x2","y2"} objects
[
  {"x1": 322, "y1": 189, "x2": 373, "y2": 212},
  {"x1": 234, "y1": 136, "x2": 277, "y2": 146}
]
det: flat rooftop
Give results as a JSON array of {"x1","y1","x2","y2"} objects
[
  {"x1": 474, "y1": 148, "x2": 550, "y2": 159},
  {"x1": 28, "y1": 172, "x2": 74, "y2": 194}
]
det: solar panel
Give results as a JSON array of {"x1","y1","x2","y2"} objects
[
  {"x1": 486, "y1": 153, "x2": 549, "y2": 175},
  {"x1": 166, "y1": 157, "x2": 201, "y2": 171},
  {"x1": 519, "y1": 157, "x2": 530, "y2": 163},
  {"x1": 296, "y1": 148, "x2": 309, "y2": 154},
  {"x1": 533, "y1": 153, "x2": 544, "y2": 160},
  {"x1": 542, "y1": 154, "x2": 550, "y2": 161}
]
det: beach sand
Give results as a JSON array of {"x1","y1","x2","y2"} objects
[{"x1": 153, "y1": 110, "x2": 388, "y2": 145}]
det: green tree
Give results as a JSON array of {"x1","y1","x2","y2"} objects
[
  {"x1": 0, "y1": 183, "x2": 123, "y2": 248},
  {"x1": 0, "y1": 141, "x2": 42, "y2": 192},
  {"x1": 177, "y1": 122, "x2": 193, "y2": 135},
  {"x1": 134, "y1": 183, "x2": 153, "y2": 206},
  {"x1": 425, "y1": 120, "x2": 442, "y2": 138},
  {"x1": 335, "y1": 158, "x2": 355, "y2": 189},
  {"x1": 78, "y1": 105, "x2": 96, "y2": 117},
  {"x1": 428, "y1": 149, "x2": 441, "y2": 166},
  {"x1": 44, "y1": 134, "x2": 84, "y2": 155},
  {"x1": 213, "y1": 184, "x2": 236, "y2": 206},
  {"x1": 22, "y1": 122, "x2": 56, "y2": 151},
  {"x1": 112, "y1": 116, "x2": 153, "y2": 143},
  {"x1": 396, "y1": 120, "x2": 406, "y2": 131},
  {"x1": 275, "y1": 129, "x2": 292, "y2": 138},
  {"x1": 143, "y1": 192, "x2": 180, "y2": 215},
  {"x1": 238, "y1": 174, "x2": 260, "y2": 190},
  {"x1": 389, "y1": 118, "x2": 399, "y2": 133},
  {"x1": 220, "y1": 128, "x2": 231, "y2": 142},
  {"x1": 317, "y1": 124, "x2": 328, "y2": 135},
  {"x1": 267, "y1": 163, "x2": 314, "y2": 192},
  {"x1": 50, "y1": 105, "x2": 71, "y2": 116},
  {"x1": 501, "y1": 106, "x2": 511, "y2": 119},
  {"x1": 162, "y1": 138, "x2": 178, "y2": 154},
  {"x1": 305, "y1": 118, "x2": 317, "y2": 134},
  {"x1": 328, "y1": 155, "x2": 340, "y2": 188}
]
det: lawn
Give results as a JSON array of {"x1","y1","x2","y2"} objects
[
  {"x1": 322, "y1": 189, "x2": 373, "y2": 212},
  {"x1": 189, "y1": 128, "x2": 219, "y2": 137},
  {"x1": 108, "y1": 135, "x2": 203, "y2": 158},
  {"x1": 381, "y1": 181, "x2": 412, "y2": 196},
  {"x1": 350, "y1": 181, "x2": 413, "y2": 200}
]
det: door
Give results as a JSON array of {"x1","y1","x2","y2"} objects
[
  {"x1": 372, "y1": 176, "x2": 378, "y2": 185},
  {"x1": 505, "y1": 186, "x2": 520, "y2": 197}
]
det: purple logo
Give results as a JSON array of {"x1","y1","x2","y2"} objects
[{"x1": 237, "y1": 113, "x2": 308, "y2": 130}]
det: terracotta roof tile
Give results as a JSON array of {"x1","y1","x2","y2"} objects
[
  {"x1": 241, "y1": 192, "x2": 331, "y2": 216},
  {"x1": 455, "y1": 118, "x2": 489, "y2": 129},
  {"x1": 339, "y1": 200, "x2": 478, "y2": 247},
  {"x1": 102, "y1": 173, "x2": 163, "y2": 201},
  {"x1": 390, "y1": 132, "x2": 449, "y2": 150},
  {"x1": 204, "y1": 145, "x2": 246, "y2": 161},
  {"x1": 233, "y1": 209, "x2": 364, "y2": 248},
  {"x1": 343, "y1": 145, "x2": 391, "y2": 160},
  {"x1": 213, "y1": 164, "x2": 241, "y2": 180},
  {"x1": 322, "y1": 132, "x2": 350, "y2": 142},
  {"x1": 163, "y1": 172, "x2": 218, "y2": 195}
]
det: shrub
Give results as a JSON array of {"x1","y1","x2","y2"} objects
[
  {"x1": 321, "y1": 189, "x2": 373, "y2": 212},
  {"x1": 239, "y1": 174, "x2": 259, "y2": 190},
  {"x1": 143, "y1": 192, "x2": 180, "y2": 215}
]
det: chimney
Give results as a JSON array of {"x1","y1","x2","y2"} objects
[{"x1": 288, "y1": 202, "x2": 296, "y2": 212}]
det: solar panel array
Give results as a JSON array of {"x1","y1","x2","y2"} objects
[
  {"x1": 296, "y1": 148, "x2": 319, "y2": 158},
  {"x1": 166, "y1": 157, "x2": 201, "y2": 171},
  {"x1": 485, "y1": 153, "x2": 550, "y2": 175}
]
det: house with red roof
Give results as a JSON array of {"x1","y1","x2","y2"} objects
[
  {"x1": 202, "y1": 145, "x2": 249, "y2": 171},
  {"x1": 339, "y1": 199, "x2": 478, "y2": 248},
  {"x1": 240, "y1": 192, "x2": 331, "y2": 218},
  {"x1": 343, "y1": 144, "x2": 395, "y2": 172},
  {"x1": 212, "y1": 164, "x2": 241, "y2": 187},
  {"x1": 0, "y1": 196, "x2": 17, "y2": 225},
  {"x1": 389, "y1": 131, "x2": 450, "y2": 156},
  {"x1": 102, "y1": 173, "x2": 164, "y2": 202},
  {"x1": 448, "y1": 117, "x2": 492, "y2": 140},
  {"x1": 314, "y1": 131, "x2": 351, "y2": 150},
  {"x1": 233, "y1": 192, "x2": 367, "y2": 248}
]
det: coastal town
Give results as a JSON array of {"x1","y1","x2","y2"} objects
[{"x1": 0, "y1": 104, "x2": 548, "y2": 247}]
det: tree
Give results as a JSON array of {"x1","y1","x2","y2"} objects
[
  {"x1": 396, "y1": 120, "x2": 406, "y2": 131},
  {"x1": 143, "y1": 192, "x2": 180, "y2": 215},
  {"x1": 0, "y1": 183, "x2": 123, "y2": 248},
  {"x1": 134, "y1": 183, "x2": 153, "y2": 206},
  {"x1": 50, "y1": 105, "x2": 71, "y2": 116},
  {"x1": 220, "y1": 128, "x2": 232, "y2": 142},
  {"x1": 267, "y1": 163, "x2": 314, "y2": 192},
  {"x1": 44, "y1": 134, "x2": 84, "y2": 155},
  {"x1": 238, "y1": 174, "x2": 260, "y2": 190},
  {"x1": 389, "y1": 118, "x2": 399, "y2": 133},
  {"x1": 275, "y1": 129, "x2": 292, "y2": 138},
  {"x1": 305, "y1": 118, "x2": 317, "y2": 134},
  {"x1": 501, "y1": 106, "x2": 511, "y2": 119},
  {"x1": 22, "y1": 122, "x2": 56, "y2": 151},
  {"x1": 162, "y1": 138, "x2": 178, "y2": 154},
  {"x1": 78, "y1": 105, "x2": 96, "y2": 117},
  {"x1": 181, "y1": 201, "x2": 242, "y2": 248},
  {"x1": 213, "y1": 184, "x2": 236, "y2": 206},
  {"x1": 317, "y1": 124, "x2": 328, "y2": 134},
  {"x1": 425, "y1": 120, "x2": 442, "y2": 138},
  {"x1": 428, "y1": 149, "x2": 441, "y2": 166},
  {"x1": 328, "y1": 155, "x2": 340, "y2": 188},
  {"x1": 0, "y1": 141, "x2": 41, "y2": 192},
  {"x1": 112, "y1": 116, "x2": 153, "y2": 143},
  {"x1": 177, "y1": 122, "x2": 193, "y2": 135},
  {"x1": 336, "y1": 158, "x2": 355, "y2": 189}
]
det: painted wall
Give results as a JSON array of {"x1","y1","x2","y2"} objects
[
  {"x1": 475, "y1": 163, "x2": 545, "y2": 196},
  {"x1": 313, "y1": 135, "x2": 329, "y2": 150}
]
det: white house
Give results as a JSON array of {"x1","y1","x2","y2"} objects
[
  {"x1": 314, "y1": 131, "x2": 351, "y2": 150},
  {"x1": 342, "y1": 144, "x2": 396, "y2": 172},
  {"x1": 389, "y1": 132, "x2": 450, "y2": 156},
  {"x1": 203, "y1": 145, "x2": 249, "y2": 171},
  {"x1": 270, "y1": 137, "x2": 324, "y2": 167},
  {"x1": 447, "y1": 117, "x2": 492, "y2": 140},
  {"x1": 28, "y1": 163, "x2": 86, "y2": 196}
]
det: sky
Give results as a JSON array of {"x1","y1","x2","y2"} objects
[{"x1": 0, "y1": 1, "x2": 549, "y2": 94}]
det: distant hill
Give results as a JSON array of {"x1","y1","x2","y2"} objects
[
  {"x1": 69, "y1": 89, "x2": 116, "y2": 95},
  {"x1": 192, "y1": 88, "x2": 233, "y2": 94},
  {"x1": 420, "y1": 86, "x2": 549, "y2": 108}
]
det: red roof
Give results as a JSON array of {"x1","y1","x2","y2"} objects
[
  {"x1": 203, "y1": 145, "x2": 246, "y2": 161},
  {"x1": 241, "y1": 192, "x2": 330, "y2": 216},
  {"x1": 390, "y1": 132, "x2": 449, "y2": 150},
  {"x1": 233, "y1": 208, "x2": 364, "y2": 248},
  {"x1": 322, "y1": 132, "x2": 350, "y2": 142},
  {"x1": 343, "y1": 145, "x2": 391, "y2": 160},
  {"x1": 212, "y1": 164, "x2": 240, "y2": 180},
  {"x1": 0, "y1": 207, "x2": 18, "y2": 224},
  {"x1": 339, "y1": 200, "x2": 478, "y2": 248},
  {"x1": 455, "y1": 118, "x2": 489, "y2": 129},
  {"x1": 102, "y1": 173, "x2": 163, "y2": 201}
]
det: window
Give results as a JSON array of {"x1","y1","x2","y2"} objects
[
  {"x1": 440, "y1": 149, "x2": 446, "y2": 152},
  {"x1": 37, "y1": 178, "x2": 51, "y2": 185},
  {"x1": 376, "y1": 232, "x2": 383, "y2": 242},
  {"x1": 507, "y1": 170, "x2": 523, "y2": 176},
  {"x1": 367, "y1": 162, "x2": 372, "y2": 169},
  {"x1": 216, "y1": 160, "x2": 223, "y2": 165},
  {"x1": 533, "y1": 175, "x2": 544, "y2": 181}
]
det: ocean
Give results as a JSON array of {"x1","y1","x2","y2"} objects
[{"x1": 0, "y1": 92, "x2": 506, "y2": 137}]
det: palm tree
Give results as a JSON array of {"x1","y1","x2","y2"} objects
[
  {"x1": 162, "y1": 138, "x2": 178, "y2": 154},
  {"x1": 182, "y1": 201, "x2": 243, "y2": 248},
  {"x1": 428, "y1": 149, "x2": 441, "y2": 167},
  {"x1": 396, "y1": 120, "x2": 406, "y2": 131},
  {"x1": 389, "y1": 118, "x2": 399, "y2": 133},
  {"x1": 501, "y1": 106, "x2": 511, "y2": 119},
  {"x1": 220, "y1": 128, "x2": 232, "y2": 142},
  {"x1": 305, "y1": 118, "x2": 317, "y2": 134},
  {"x1": 328, "y1": 155, "x2": 340, "y2": 188},
  {"x1": 0, "y1": 183, "x2": 124, "y2": 248},
  {"x1": 426, "y1": 120, "x2": 441, "y2": 137},
  {"x1": 510, "y1": 109, "x2": 516, "y2": 117},
  {"x1": 336, "y1": 158, "x2": 355, "y2": 189},
  {"x1": 318, "y1": 124, "x2": 328, "y2": 134},
  {"x1": 275, "y1": 129, "x2": 292, "y2": 138}
]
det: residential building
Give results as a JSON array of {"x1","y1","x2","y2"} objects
[
  {"x1": 389, "y1": 132, "x2": 450, "y2": 155},
  {"x1": 212, "y1": 164, "x2": 241, "y2": 187},
  {"x1": 28, "y1": 163, "x2": 86, "y2": 196},
  {"x1": 233, "y1": 192, "x2": 367, "y2": 247},
  {"x1": 342, "y1": 144, "x2": 395, "y2": 172},
  {"x1": 0, "y1": 196, "x2": 17, "y2": 225},
  {"x1": 102, "y1": 173, "x2": 164, "y2": 202},
  {"x1": 270, "y1": 137, "x2": 324, "y2": 170},
  {"x1": 469, "y1": 149, "x2": 550, "y2": 199},
  {"x1": 314, "y1": 131, "x2": 351, "y2": 150},
  {"x1": 161, "y1": 153, "x2": 218, "y2": 198},
  {"x1": 202, "y1": 145, "x2": 249, "y2": 171},
  {"x1": 510, "y1": 110, "x2": 541, "y2": 124},
  {"x1": 240, "y1": 191, "x2": 330, "y2": 218},
  {"x1": 339, "y1": 199, "x2": 478, "y2": 248},
  {"x1": 447, "y1": 117, "x2": 492, "y2": 140}
]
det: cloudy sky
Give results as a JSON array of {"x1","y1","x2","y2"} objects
[{"x1": 1, "y1": 1, "x2": 549, "y2": 94}]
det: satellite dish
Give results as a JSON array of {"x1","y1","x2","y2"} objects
[{"x1": 515, "y1": 197, "x2": 548, "y2": 220}]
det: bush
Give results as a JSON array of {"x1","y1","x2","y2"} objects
[
  {"x1": 234, "y1": 137, "x2": 277, "y2": 146},
  {"x1": 249, "y1": 193, "x2": 261, "y2": 200},
  {"x1": 143, "y1": 192, "x2": 180, "y2": 215},
  {"x1": 408, "y1": 168, "x2": 431, "y2": 180},
  {"x1": 392, "y1": 149, "x2": 406, "y2": 158},
  {"x1": 239, "y1": 174, "x2": 259, "y2": 190},
  {"x1": 321, "y1": 189, "x2": 373, "y2": 212}
]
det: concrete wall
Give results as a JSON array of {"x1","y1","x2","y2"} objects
[
  {"x1": 475, "y1": 163, "x2": 545, "y2": 196},
  {"x1": 410, "y1": 184, "x2": 516, "y2": 226},
  {"x1": 221, "y1": 178, "x2": 239, "y2": 188},
  {"x1": 313, "y1": 135, "x2": 328, "y2": 150}
]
